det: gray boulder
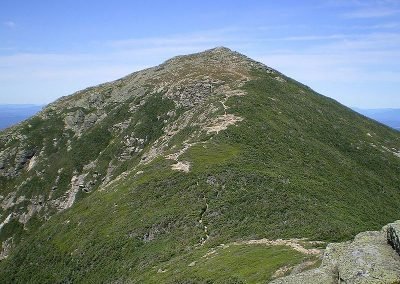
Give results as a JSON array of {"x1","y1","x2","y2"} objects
[
  {"x1": 270, "y1": 223, "x2": 400, "y2": 284},
  {"x1": 269, "y1": 267, "x2": 337, "y2": 284},
  {"x1": 387, "y1": 221, "x2": 400, "y2": 255}
]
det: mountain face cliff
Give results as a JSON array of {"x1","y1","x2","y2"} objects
[{"x1": 0, "y1": 47, "x2": 399, "y2": 283}]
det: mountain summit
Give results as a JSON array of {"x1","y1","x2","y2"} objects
[{"x1": 0, "y1": 47, "x2": 400, "y2": 283}]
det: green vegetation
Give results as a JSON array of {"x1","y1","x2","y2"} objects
[
  {"x1": 142, "y1": 244, "x2": 313, "y2": 284},
  {"x1": 185, "y1": 143, "x2": 240, "y2": 171}
]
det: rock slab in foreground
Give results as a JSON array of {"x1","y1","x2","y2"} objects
[
  {"x1": 387, "y1": 221, "x2": 400, "y2": 256},
  {"x1": 270, "y1": 221, "x2": 400, "y2": 284}
]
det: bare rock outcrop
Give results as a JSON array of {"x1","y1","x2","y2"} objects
[
  {"x1": 0, "y1": 237, "x2": 13, "y2": 260},
  {"x1": 270, "y1": 221, "x2": 400, "y2": 284},
  {"x1": 387, "y1": 221, "x2": 400, "y2": 255}
]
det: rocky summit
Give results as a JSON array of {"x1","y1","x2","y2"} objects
[{"x1": 0, "y1": 47, "x2": 400, "y2": 283}]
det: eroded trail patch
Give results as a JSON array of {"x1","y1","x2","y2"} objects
[
  {"x1": 198, "y1": 196, "x2": 209, "y2": 245},
  {"x1": 232, "y1": 238, "x2": 323, "y2": 255}
]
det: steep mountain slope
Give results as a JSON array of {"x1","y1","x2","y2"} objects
[{"x1": 0, "y1": 47, "x2": 399, "y2": 283}]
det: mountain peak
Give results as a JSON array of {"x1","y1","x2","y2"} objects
[
  {"x1": 203, "y1": 46, "x2": 235, "y2": 54},
  {"x1": 161, "y1": 46, "x2": 256, "y2": 67},
  {"x1": 177, "y1": 46, "x2": 236, "y2": 57},
  {"x1": 47, "y1": 46, "x2": 271, "y2": 112},
  {"x1": 197, "y1": 46, "x2": 246, "y2": 60}
]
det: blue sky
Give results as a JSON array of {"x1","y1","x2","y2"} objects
[{"x1": 1, "y1": 0, "x2": 400, "y2": 108}]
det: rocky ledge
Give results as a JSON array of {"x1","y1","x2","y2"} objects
[
  {"x1": 270, "y1": 221, "x2": 400, "y2": 284},
  {"x1": 387, "y1": 221, "x2": 400, "y2": 256}
]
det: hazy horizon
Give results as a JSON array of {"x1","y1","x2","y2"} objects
[
  {"x1": 1, "y1": 0, "x2": 400, "y2": 108},
  {"x1": 1, "y1": 103, "x2": 398, "y2": 131}
]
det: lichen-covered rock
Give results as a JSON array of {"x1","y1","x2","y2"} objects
[
  {"x1": 387, "y1": 221, "x2": 400, "y2": 255},
  {"x1": 64, "y1": 109, "x2": 85, "y2": 135},
  {"x1": 18, "y1": 195, "x2": 44, "y2": 224},
  {"x1": 269, "y1": 267, "x2": 337, "y2": 284},
  {"x1": 14, "y1": 148, "x2": 35, "y2": 169},
  {"x1": 0, "y1": 237, "x2": 13, "y2": 260},
  {"x1": 270, "y1": 224, "x2": 400, "y2": 284},
  {"x1": 0, "y1": 146, "x2": 35, "y2": 177},
  {"x1": 327, "y1": 230, "x2": 400, "y2": 283}
]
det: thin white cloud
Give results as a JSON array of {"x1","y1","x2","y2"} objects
[
  {"x1": 3, "y1": 21, "x2": 16, "y2": 28},
  {"x1": 251, "y1": 30, "x2": 400, "y2": 89},
  {"x1": 0, "y1": 26, "x2": 399, "y2": 107},
  {"x1": 108, "y1": 28, "x2": 244, "y2": 50},
  {"x1": 0, "y1": 28, "x2": 246, "y2": 104},
  {"x1": 0, "y1": 47, "x2": 15, "y2": 51},
  {"x1": 278, "y1": 34, "x2": 347, "y2": 41},
  {"x1": 350, "y1": 22, "x2": 400, "y2": 30},
  {"x1": 344, "y1": 8, "x2": 400, "y2": 18},
  {"x1": 312, "y1": 32, "x2": 400, "y2": 53}
]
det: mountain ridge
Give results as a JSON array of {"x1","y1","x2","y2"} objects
[{"x1": 0, "y1": 47, "x2": 399, "y2": 283}]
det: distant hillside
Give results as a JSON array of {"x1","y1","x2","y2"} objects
[
  {"x1": 354, "y1": 108, "x2": 400, "y2": 131},
  {"x1": 0, "y1": 104, "x2": 43, "y2": 130}
]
